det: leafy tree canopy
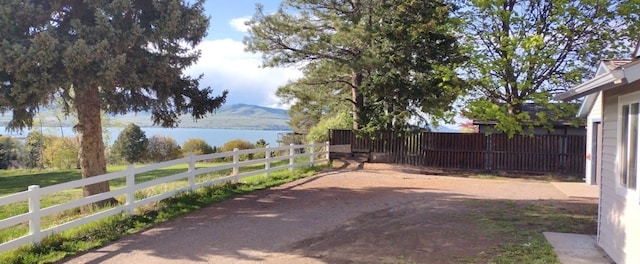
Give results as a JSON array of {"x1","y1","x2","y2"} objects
[
  {"x1": 182, "y1": 138, "x2": 214, "y2": 155},
  {"x1": 459, "y1": 0, "x2": 634, "y2": 135}
]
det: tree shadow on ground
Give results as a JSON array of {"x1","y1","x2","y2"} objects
[{"x1": 61, "y1": 170, "x2": 597, "y2": 264}]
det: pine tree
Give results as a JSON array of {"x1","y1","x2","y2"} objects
[
  {"x1": 0, "y1": 1, "x2": 227, "y2": 203},
  {"x1": 112, "y1": 123, "x2": 148, "y2": 164},
  {"x1": 245, "y1": 0, "x2": 465, "y2": 134}
]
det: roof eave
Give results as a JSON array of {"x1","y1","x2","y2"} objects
[{"x1": 554, "y1": 70, "x2": 626, "y2": 101}]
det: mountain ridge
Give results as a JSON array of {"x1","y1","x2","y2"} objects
[{"x1": 0, "y1": 104, "x2": 292, "y2": 130}]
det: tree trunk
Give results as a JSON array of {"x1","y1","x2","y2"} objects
[
  {"x1": 75, "y1": 85, "x2": 115, "y2": 211},
  {"x1": 351, "y1": 71, "x2": 363, "y2": 130}
]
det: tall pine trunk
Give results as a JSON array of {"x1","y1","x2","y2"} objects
[
  {"x1": 351, "y1": 71, "x2": 363, "y2": 130},
  {"x1": 75, "y1": 86, "x2": 114, "y2": 211}
]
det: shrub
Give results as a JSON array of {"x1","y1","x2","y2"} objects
[
  {"x1": 43, "y1": 137, "x2": 79, "y2": 169},
  {"x1": 221, "y1": 139, "x2": 255, "y2": 161},
  {"x1": 0, "y1": 136, "x2": 21, "y2": 169},
  {"x1": 182, "y1": 138, "x2": 214, "y2": 156},
  {"x1": 307, "y1": 111, "x2": 352, "y2": 144},
  {"x1": 112, "y1": 123, "x2": 148, "y2": 164},
  {"x1": 145, "y1": 135, "x2": 182, "y2": 162},
  {"x1": 22, "y1": 131, "x2": 46, "y2": 169}
]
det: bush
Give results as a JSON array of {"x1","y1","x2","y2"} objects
[
  {"x1": 221, "y1": 139, "x2": 255, "y2": 161},
  {"x1": 145, "y1": 135, "x2": 182, "y2": 162},
  {"x1": 0, "y1": 136, "x2": 21, "y2": 169},
  {"x1": 307, "y1": 111, "x2": 352, "y2": 144},
  {"x1": 22, "y1": 131, "x2": 45, "y2": 169},
  {"x1": 253, "y1": 139, "x2": 268, "y2": 159},
  {"x1": 112, "y1": 123, "x2": 148, "y2": 164},
  {"x1": 182, "y1": 138, "x2": 214, "y2": 156},
  {"x1": 43, "y1": 137, "x2": 79, "y2": 169}
]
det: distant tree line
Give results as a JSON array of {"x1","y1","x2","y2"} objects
[{"x1": 0, "y1": 123, "x2": 271, "y2": 170}]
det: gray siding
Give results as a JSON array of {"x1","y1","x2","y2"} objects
[
  {"x1": 600, "y1": 83, "x2": 640, "y2": 264},
  {"x1": 586, "y1": 92, "x2": 603, "y2": 185}
]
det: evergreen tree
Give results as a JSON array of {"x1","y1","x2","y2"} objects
[
  {"x1": 245, "y1": 0, "x2": 465, "y2": 134},
  {"x1": 23, "y1": 131, "x2": 45, "y2": 169},
  {"x1": 0, "y1": 1, "x2": 227, "y2": 202},
  {"x1": 112, "y1": 123, "x2": 148, "y2": 164}
]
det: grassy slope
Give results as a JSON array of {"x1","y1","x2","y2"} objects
[{"x1": 0, "y1": 160, "x2": 325, "y2": 263}]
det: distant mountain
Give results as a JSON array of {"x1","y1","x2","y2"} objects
[
  {"x1": 0, "y1": 104, "x2": 292, "y2": 131},
  {"x1": 111, "y1": 104, "x2": 291, "y2": 130},
  {"x1": 0, "y1": 104, "x2": 464, "y2": 132},
  {"x1": 217, "y1": 104, "x2": 288, "y2": 118}
]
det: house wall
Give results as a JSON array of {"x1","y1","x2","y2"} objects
[
  {"x1": 585, "y1": 92, "x2": 603, "y2": 185},
  {"x1": 600, "y1": 83, "x2": 640, "y2": 264}
]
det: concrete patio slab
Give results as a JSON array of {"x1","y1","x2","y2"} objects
[
  {"x1": 544, "y1": 232, "x2": 613, "y2": 264},
  {"x1": 551, "y1": 182, "x2": 599, "y2": 199}
]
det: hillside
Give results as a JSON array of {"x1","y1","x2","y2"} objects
[{"x1": 0, "y1": 104, "x2": 291, "y2": 130}]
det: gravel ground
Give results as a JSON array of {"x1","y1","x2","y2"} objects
[{"x1": 62, "y1": 164, "x2": 593, "y2": 264}]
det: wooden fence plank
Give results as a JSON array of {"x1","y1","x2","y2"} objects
[{"x1": 329, "y1": 130, "x2": 586, "y2": 176}]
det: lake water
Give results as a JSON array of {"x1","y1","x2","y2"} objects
[{"x1": 0, "y1": 127, "x2": 291, "y2": 147}]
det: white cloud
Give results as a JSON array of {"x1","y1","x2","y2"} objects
[
  {"x1": 229, "y1": 16, "x2": 251, "y2": 33},
  {"x1": 186, "y1": 38, "x2": 302, "y2": 108}
]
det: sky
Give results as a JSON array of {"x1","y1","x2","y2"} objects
[{"x1": 185, "y1": 0, "x2": 302, "y2": 109}]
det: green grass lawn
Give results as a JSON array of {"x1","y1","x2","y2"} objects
[{"x1": 0, "y1": 157, "x2": 317, "y2": 262}]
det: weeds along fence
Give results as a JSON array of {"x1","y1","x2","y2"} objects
[{"x1": 0, "y1": 142, "x2": 329, "y2": 253}]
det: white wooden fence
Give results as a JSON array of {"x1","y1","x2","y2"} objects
[{"x1": 0, "y1": 142, "x2": 329, "y2": 253}]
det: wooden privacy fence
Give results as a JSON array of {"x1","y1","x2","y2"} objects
[
  {"x1": 0, "y1": 142, "x2": 329, "y2": 253},
  {"x1": 329, "y1": 130, "x2": 586, "y2": 175}
]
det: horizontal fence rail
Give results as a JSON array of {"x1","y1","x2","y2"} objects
[
  {"x1": 0, "y1": 142, "x2": 329, "y2": 253},
  {"x1": 329, "y1": 130, "x2": 586, "y2": 176}
]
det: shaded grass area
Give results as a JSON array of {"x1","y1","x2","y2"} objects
[
  {"x1": 0, "y1": 164, "x2": 327, "y2": 264},
  {"x1": 459, "y1": 199, "x2": 597, "y2": 264}
]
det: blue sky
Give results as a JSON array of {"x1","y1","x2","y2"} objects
[{"x1": 185, "y1": 0, "x2": 301, "y2": 109}]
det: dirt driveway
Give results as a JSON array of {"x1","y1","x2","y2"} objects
[{"x1": 63, "y1": 166, "x2": 597, "y2": 264}]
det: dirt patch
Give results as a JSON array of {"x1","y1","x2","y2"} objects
[{"x1": 64, "y1": 165, "x2": 598, "y2": 264}]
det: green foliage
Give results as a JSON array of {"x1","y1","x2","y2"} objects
[
  {"x1": 145, "y1": 136, "x2": 182, "y2": 163},
  {"x1": 0, "y1": 162, "x2": 327, "y2": 264},
  {"x1": 245, "y1": 0, "x2": 466, "y2": 134},
  {"x1": 0, "y1": 0, "x2": 227, "y2": 130},
  {"x1": 0, "y1": 0, "x2": 227, "y2": 197},
  {"x1": 307, "y1": 112, "x2": 352, "y2": 144},
  {"x1": 181, "y1": 138, "x2": 214, "y2": 156},
  {"x1": 0, "y1": 136, "x2": 20, "y2": 169},
  {"x1": 112, "y1": 124, "x2": 148, "y2": 164},
  {"x1": 43, "y1": 137, "x2": 79, "y2": 170},
  {"x1": 221, "y1": 139, "x2": 255, "y2": 152},
  {"x1": 276, "y1": 62, "x2": 353, "y2": 134},
  {"x1": 221, "y1": 139, "x2": 255, "y2": 161},
  {"x1": 460, "y1": 0, "x2": 633, "y2": 135},
  {"x1": 22, "y1": 131, "x2": 45, "y2": 169}
]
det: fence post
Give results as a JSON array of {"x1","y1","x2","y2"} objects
[
  {"x1": 28, "y1": 185, "x2": 42, "y2": 245},
  {"x1": 310, "y1": 142, "x2": 315, "y2": 167},
  {"x1": 560, "y1": 135, "x2": 568, "y2": 174},
  {"x1": 485, "y1": 134, "x2": 493, "y2": 171},
  {"x1": 188, "y1": 153, "x2": 196, "y2": 192},
  {"x1": 265, "y1": 145, "x2": 271, "y2": 178},
  {"x1": 289, "y1": 143, "x2": 295, "y2": 172},
  {"x1": 233, "y1": 148, "x2": 239, "y2": 176},
  {"x1": 126, "y1": 165, "x2": 135, "y2": 216},
  {"x1": 325, "y1": 141, "x2": 330, "y2": 161}
]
